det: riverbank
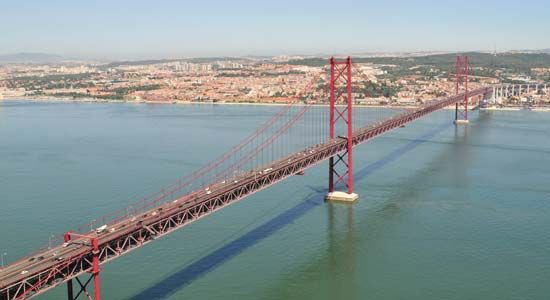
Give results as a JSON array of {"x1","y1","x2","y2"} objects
[
  {"x1": 3, "y1": 96, "x2": 549, "y2": 112},
  {"x1": 480, "y1": 106, "x2": 550, "y2": 112},
  {"x1": 0, "y1": 96, "x2": 417, "y2": 109}
]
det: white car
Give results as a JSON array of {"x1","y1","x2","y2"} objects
[{"x1": 96, "y1": 225, "x2": 108, "y2": 234}]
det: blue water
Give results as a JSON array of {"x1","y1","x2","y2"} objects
[{"x1": 1, "y1": 101, "x2": 549, "y2": 300}]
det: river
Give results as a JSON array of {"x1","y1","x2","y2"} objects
[{"x1": 1, "y1": 100, "x2": 549, "y2": 300}]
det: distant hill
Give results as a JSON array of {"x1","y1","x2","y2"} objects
[
  {"x1": 103, "y1": 57, "x2": 248, "y2": 68},
  {"x1": 289, "y1": 52, "x2": 550, "y2": 69},
  {"x1": 0, "y1": 53, "x2": 65, "y2": 64},
  {"x1": 508, "y1": 49, "x2": 550, "y2": 55}
]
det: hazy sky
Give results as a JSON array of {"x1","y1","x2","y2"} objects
[{"x1": 1, "y1": 0, "x2": 549, "y2": 59}]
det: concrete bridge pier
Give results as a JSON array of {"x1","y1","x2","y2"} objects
[{"x1": 326, "y1": 191, "x2": 359, "y2": 202}]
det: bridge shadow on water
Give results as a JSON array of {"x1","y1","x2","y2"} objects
[{"x1": 130, "y1": 122, "x2": 452, "y2": 300}]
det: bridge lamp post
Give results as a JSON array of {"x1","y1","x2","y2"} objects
[
  {"x1": 127, "y1": 206, "x2": 133, "y2": 218},
  {"x1": 1, "y1": 252, "x2": 6, "y2": 268},
  {"x1": 48, "y1": 234, "x2": 55, "y2": 249},
  {"x1": 90, "y1": 219, "x2": 96, "y2": 231}
]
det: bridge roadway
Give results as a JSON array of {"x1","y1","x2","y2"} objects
[{"x1": 0, "y1": 87, "x2": 491, "y2": 300}]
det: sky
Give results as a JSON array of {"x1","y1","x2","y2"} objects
[{"x1": 0, "y1": 0, "x2": 549, "y2": 60}]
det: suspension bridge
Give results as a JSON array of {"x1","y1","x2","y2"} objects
[{"x1": 0, "y1": 56, "x2": 536, "y2": 300}]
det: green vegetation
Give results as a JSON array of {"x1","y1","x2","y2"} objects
[
  {"x1": 50, "y1": 84, "x2": 163, "y2": 100},
  {"x1": 216, "y1": 70, "x2": 305, "y2": 78},
  {"x1": 290, "y1": 53, "x2": 550, "y2": 70},
  {"x1": 108, "y1": 84, "x2": 162, "y2": 95},
  {"x1": 260, "y1": 70, "x2": 306, "y2": 77},
  {"x1": 217, "y1": 72, "x2": 253, "y2": 77},
  {"x1": 7, "y1": 73, "x2": 98, "y2": 90},
  {"x1": 354, "y1": 81, "x2": 400, "y2": 98},
  {"x1": 288, "y1": 52, "x2": 550, "y2": 80},
  {"x1": 50, "y1": 92, "x2": 120, "y2": 100}
]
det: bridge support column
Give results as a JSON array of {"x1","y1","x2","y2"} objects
[
  {"x1": 66, "y1": 281, "x2": 74, "y2": 300},
  {"x1": 63, "y1": 233, "x2": 75, "y2": 300},
  {"x1": 64, "y1": 233, "x2": 101, "y2": 300},
  {"x1": 454, "y1": 55, "x2": 470, "y2": 125},
  {"x1": 326, "y1": 56, "x2": 358, "y2": 203},
  {"x1": 92, "y1": 238, "x2": 101, "y2": 300}
]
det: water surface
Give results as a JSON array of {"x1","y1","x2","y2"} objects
[{"x1": 1, "y1": 101, "x2": 549, "y2": 300}]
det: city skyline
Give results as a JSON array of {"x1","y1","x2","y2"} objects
[{"x1": 1, "y1": 0, "x2": 550, "y2": 60}]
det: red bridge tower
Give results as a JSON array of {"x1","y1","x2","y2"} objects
[
  {"x1": 326, "y1": 57, "x2": 358, "y2": 202},
  {"x1": 454, "y1": 55, "x2": 470, "y2": 125}
]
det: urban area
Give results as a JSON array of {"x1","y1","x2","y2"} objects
[{"x1": 1, "y1": 52, "x2": 549, "y2": 109}]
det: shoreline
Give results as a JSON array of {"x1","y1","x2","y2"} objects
[
  {"x1": 2, "y1": 96, "x2": 549, "y2": 112},
  {"x1": 0, "y1": 96, "x2": 418, "y2": 109}
]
